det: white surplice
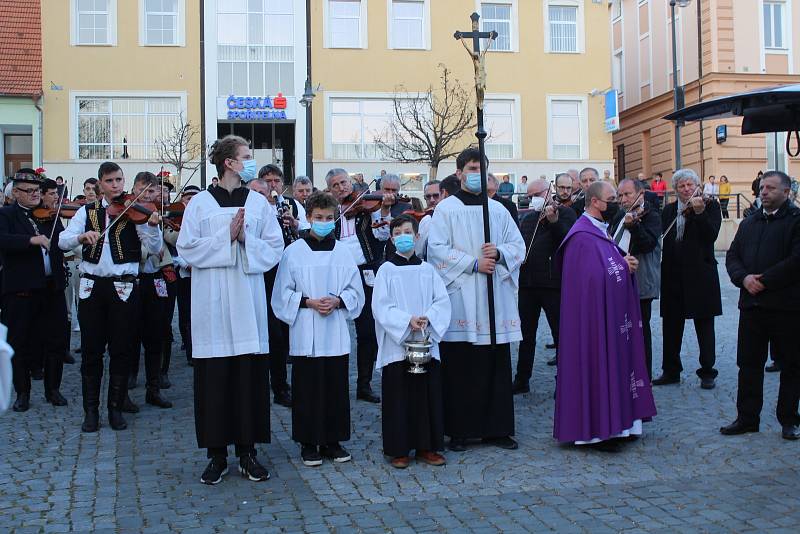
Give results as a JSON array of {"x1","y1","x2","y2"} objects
[
  {"x1": 427, "y1": 194, "x2": 525, "y2": 345},
  {"x1": 176, "y1": 190, "x2": 283, "y2": 358},
  {"x1": 372, "y1": 258, "x2": 451, "y2": 369},
  {"x1": 415, "y1": 214, "x2": 432, "y2": 259},
  {"x1": 271, "y1": 238, "x2": 364, "y2": 357}
]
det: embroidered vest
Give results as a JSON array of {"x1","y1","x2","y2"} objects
[
  {"x1": 82, "y1": 201, "x2": 142, "y2": 264},
  {"x1": 334, "y1": 211, "x2": 384, "y2": 269}
]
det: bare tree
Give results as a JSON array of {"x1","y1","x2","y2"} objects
[
  {"x1": 155, "y1": 112, "x2": 202, "y2": 188},
  {"x1": 375, "y1": 64, "x2": 476, "y2": 180}
]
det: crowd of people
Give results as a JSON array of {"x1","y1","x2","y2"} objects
[{"x1": 1, "y1": 137, "x2": 798, "y2": 485}]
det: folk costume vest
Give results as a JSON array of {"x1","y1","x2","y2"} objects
[{"x1": 82, "y1": 201, "x2": 142, "y2": 265}]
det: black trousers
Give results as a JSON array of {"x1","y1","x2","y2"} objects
[
  {"x1": 177, "y1": 275, "x2": 192, "y2": 360},
  {"x1": 640, "y1": 299, "x2": 654, "y2": 380},
  {"x1": 354, "y1": 278, "x2": 378, "y2": 392},
  {"x1": 661, "y1": 315, "x2": 718, "y2": 379},
  {"x1": 163, "y1": 276, "x2": 178, "y2": 371},
  {"x1": 720, "y1": 198, "x2": 730, "y2": 219},
  {"x1": 131, "y1": 273, "x2": 167, "y2": 391},
  {"x1": 1, "y1": 283, "x2": 68, "y2": 396},
  {"x1": 515, "y1": 287, "x2": 560, "y2": 384},
  {"x1": 78, "y1": 276, "x2": 139, "y2": 410},
  {"x1": 264, "y1": 268, "x2": 289, "y2": 396},
  {"x1": 736, "y1": 308, "x2": 800, "y2": 427}
]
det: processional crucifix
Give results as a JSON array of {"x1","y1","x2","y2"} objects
[{"x1": 454, "y1": 13, "x2": 499, "y2": 347}]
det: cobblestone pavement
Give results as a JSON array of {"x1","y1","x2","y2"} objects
[{"x1": 2, "y1": 260, "x2": 800, "y2": 532}]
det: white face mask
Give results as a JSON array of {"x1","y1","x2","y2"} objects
[{"x1": 528, "y1": 196, "x2": 546, "y2": 211}]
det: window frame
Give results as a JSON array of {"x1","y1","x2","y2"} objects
[
  {"x1": 763, "y1": 0, "x2": 788, "y2": 51},
  {"x1": 139, "y1": 0, "x2": 186, "y2": 47},
  {"x1": 543, "y1": 0, "x2": 584, "y2": 54},
  {"x1": 70, "y1": 91, "x2": 188, "y2": 161},
  {"x1": 475, "y1": 0, "x2": 519, "y2": 53},
  {"x1": 324, "y1": 0, "x2": 369, "y2": 49},
  {"x1": 387, "y1": 0, "x2": 430, "y2": 50},
  {"x1": 546, "y1": 95, "x2": 588, "y2": 161},
  {"x1": 71, "y1": 0, "x2": 118, "y2": 46},
  {"x1": 483, "y1": 94, "x2": 521, "y2": 160}
]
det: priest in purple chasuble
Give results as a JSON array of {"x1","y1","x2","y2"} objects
[{"x1": 554, "y1": 181, "x2": 657, "y2": 449}]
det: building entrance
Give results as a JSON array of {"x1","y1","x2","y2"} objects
[{"x1": 217, "y1": 122, "x2": 295, "y2": 184}]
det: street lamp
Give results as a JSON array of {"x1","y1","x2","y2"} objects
[
  {"x1": 300, "y1": 0, "x2": 314, "y2": 181},
  {"x1": 670, "y1": 0, "x2": 691, "y2": 170}
]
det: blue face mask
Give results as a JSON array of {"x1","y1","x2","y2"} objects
[
  {"x1": 465, "y1": 172, "x2": 483, "y2": 193},
  {"x1": 311, "y1": 220, "x2": 335, "y2": 238},
  {"x1": 393, "y1": 234, "x2": 415, "y2": 253},
  {"x1": 238, "y1": 159, "x2": 258, "y2": 182}
]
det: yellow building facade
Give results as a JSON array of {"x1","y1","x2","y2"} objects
[
  {"x1": 311, "y1": 0, "x2": 615, "y2": 191},
  {"x1": 41, "y1": 0, "x2": 201, "y2": 188}
]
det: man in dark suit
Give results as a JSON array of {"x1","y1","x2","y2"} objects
[
  {"x1": 0, "y1": 169, "x2": 69, "y2": 411},
  {"x1": 656, "y1": 169, "x2": 722, "y2": 390},
  {"x1": 487, "y1": 173, "x2": 518, "y2": 224},
  {"x1": 377, "y1": 173, "x2": 412, "y2": 218}
]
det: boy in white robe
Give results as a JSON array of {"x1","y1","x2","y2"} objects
[
  {"x1": 373, "y1": 214, "x2": 451, "y2": 469},
  {"x1": 271, "y1": 192, "x2": 365, "y2": 467}
]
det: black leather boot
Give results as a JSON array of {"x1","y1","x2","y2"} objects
[
  {"x1": 108, "y1": 374, "x2": 128, "y2": 431},
  {"x1": 81, "y1": 370, "x2": 101, "y2": 432},
  {"x1": 44, "y1": 354, "x2": 67, "y2": 406},
  {"x1": 159, "y1": 340, "x2": 171, "y2": 389}
]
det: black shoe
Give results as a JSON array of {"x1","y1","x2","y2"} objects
[
  {"x1": 448, "y1": 438, "x2": 467, "y2": 452},
  {"x1": 239, "y1": 454, "x2": 270, "y2": 481},
  {"x1": 159, "y1": 373, "x2": 171, "y2": 389},
  {"x1": 546, "y1": 356, "x2": 558, "y2": 366},
  {"x1": 45, "y1": 389, "x2": 68, "y2": 407},
  {"x1": 127, "y1": 375, "x2": 137, "y2": 390},
  {"x1": 700, "y1": 377, "x2": 716, "y2": 390},
  {"x1": 587, "y1": 440, "x2": 623, "y2": 453},
  {"x1": 482, "y1": 436, "x2": 519, "y2": 450},
  {"x1": 108, "y1": 409, "x2": 127, "y2": 431},
  {"x1": 145, "y1": 389, "x2": 173, "y2": 408},
  {"x1": 301, "y1": 444, "x2": 323, "y2": 467},
  {"x1": 320, "y1": 443, "x2": 352, "y2": 463},
  {"x1": 81, "y1": 409, "x2": 100, "y2": 432},
  {"x1": 63, "y1": 352, "x2": 76, "y2": 364},
  {"x1": 122, "y1": 393, "x2": 139, "y2": 413},
  {"x1": 12, "y1": 392, "x2": 30, "y2": 412},
  {"x1": 200, "y1": 457, "x2": 228, "y2": 485},
  {"x1": 652, "y1": 374, "x2": 680, "y2": 386},
  {"x1": 766, "y1": 362, "x2": 781, "y2": 373},
  {"x1": 274, "y1": 390, "x2": 292, "y2": 407},
  {"x1": 782, "y1": 424, "x2": 800, "y2": 440},
  {"x1": 31, "y1": 369, "x2": 43, "y2": 381},
  {"x1": 356, "y1": 388, "x2": 380, "y2": 403},
  {"x1": 720, "y1": 419, "x2": 759, "y2": 436},
  {"x1": 512, "y1": 379, "x2": 530, "y2": 395},
  {"x1": 545, "y1": 343, "x2": 557, "y2": 350}
]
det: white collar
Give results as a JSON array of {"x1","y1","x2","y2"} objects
[{"x1": 582, "y1": 212, "x2": 609, "y2": 233}]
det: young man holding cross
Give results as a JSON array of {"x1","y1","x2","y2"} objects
[{"x1": 427, "y1": 148, "x2": 525, "y2": 452}]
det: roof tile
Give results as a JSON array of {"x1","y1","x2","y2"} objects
[{"x1": 0, "y1": 0, "x2": 42, "y2": 96}]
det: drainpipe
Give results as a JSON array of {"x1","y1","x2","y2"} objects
[
  {"x1": 697, "y1": 0, "x2": 705, "y2": 178},
  {"x1": 33, "y1": 93, "x2": 44, "y2": 168},
  {"x1": 199, "y1": 0, "x2": 207, "y2": 189}
]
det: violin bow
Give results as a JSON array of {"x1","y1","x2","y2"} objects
[
  {"x1": 523, "y1": 182, "x2": 554, "y2": 264},
  {"x1": 335, "y1": 178, "x2": 379, "y2": 223},
  {"x1": 660, "y1": 186, "x2": 701, "y2": 240},
  {"x1": 47, "y1": 184, "x2": 70, "y2": 242},
  {"x1": 99, "y1": 186, "x2": 151, "y2": 241}
]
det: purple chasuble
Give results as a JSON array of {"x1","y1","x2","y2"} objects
[{"x1": 553, "y1": 215, "x2": 656, "y2": 443}]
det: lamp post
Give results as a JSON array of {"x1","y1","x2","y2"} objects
[
  {"x1": 670, "y1": 0, "x2": 691, "y2": 170},
  {"x1": 299, "y1": 0, "x2": 315, "y2": 182}
]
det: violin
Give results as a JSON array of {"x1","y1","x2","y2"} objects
[
  {"x1": 161, "y1": 201, "x2": 185, "y2": 231},
  {"x1": 107, "y1": 193, "x2": 158, "y2": 225},
  {"x1": 339, "y1": 192, "x2": 411, "y2": 220},
  {"x1": 402, "y1": 207, "x2": 433, "y2": 223},
  {"x1": 32, "y1": 199, "x2": 87, "y2": 222},
  {"x1": 680, "y1": 194, "x2": 714, "y2": 216}
]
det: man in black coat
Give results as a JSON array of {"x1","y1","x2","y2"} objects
[
  {"x1": 0, "y1": 169, "x2": 69, "y2": 411},
  {"x1": 722, "y1": 170, "x2": 800, "y2": 440},
  {"x1": 512, "y1": 178, "x2": 576, "y2": 393},
  {"x1": 655, "y1": 169, "x2": 722, "y2": 390},
  {"x1": 488, "y1": 173, "x2": 518, "y2": 224}
]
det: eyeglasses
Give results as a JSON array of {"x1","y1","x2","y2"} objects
[
  {"x1": 424, "y1": 193, "x2": 440, "y2": 200},
  {"x1": 14, "y1": 187, "x2": 40, "y2": 195}
]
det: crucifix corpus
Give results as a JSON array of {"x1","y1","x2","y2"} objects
[{"x1": 454, "y1": 12, "x2": 499, "y2": 346}]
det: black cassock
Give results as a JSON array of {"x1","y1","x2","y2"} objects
[
  {"x1": 440, "y1": 342, "x2": 515, "y2": 440},
  {"x1": 291, "y1": 355, "x2": 350, "y2": 445}
]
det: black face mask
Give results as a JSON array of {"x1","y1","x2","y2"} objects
[{"x1": 600, "y1": 201, "x2": 620, "y2": 222}]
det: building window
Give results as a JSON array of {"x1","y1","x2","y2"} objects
[
  {"x1": 217, "y1": 0, "x2": 294, "y2": 97},
  {"x1": 76, "y1": 97, "x2": 182, "y2": 160},
  {"x1": 612, "y1": 0, "x2": 622, "y2": 20},
  {"x1": 612, "y1": 51, "x2": 623, "y2": 94},
  {"x1": 75, "y1": 0, "x2": 115, "y2": 45},
  {"x1": 766, "y1": 132, "x2": 788, "y2": 172},
  {"x1": 330, "y1": 98, "x2": 399, "y2": 160},
  {"x1": 390, "y1": 0, "x2": 425, "y2": 49},
  {"x1": 143, "y1": 0, "x2": 179, "y2": 46},
  {"x1": 548, "y1": 5, "x2": 578, "y2": 52},
  {"x1": 480, "y1": 3, "x2": 512, "y2": 51},
  {"x1": 548, "y1": 98, "x2": 585, "y2": 160},
  {"x1": 764, "y1": 1, "x2": 786, "y2": 49},
  {"x1": 328, "y1": 0, "x2": 364, "y2": 48},
  {"x1": 484, "y1": 99, "x2": 515, "y2": 160}
]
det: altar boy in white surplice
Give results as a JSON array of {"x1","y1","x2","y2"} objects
[
  {"x1": 271, "y1": 192, "x2": 364, "y2": 468},
  {"x1": 372, "y1": 214, "x2": 451, "y2": 470}
]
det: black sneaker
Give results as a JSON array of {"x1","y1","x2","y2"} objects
[
  {"x1": 301, "y1": 444, "x2": 323, "y2": 467},
  {"x1": 320, "y1": 443, "x2": 351, "y2": 463},
  {"x1": 239, "y1": 454, "x2": 270, "y2": 481},
  {"x1": 200, "y1": 457, "x2": 228, "y2": 485}
]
